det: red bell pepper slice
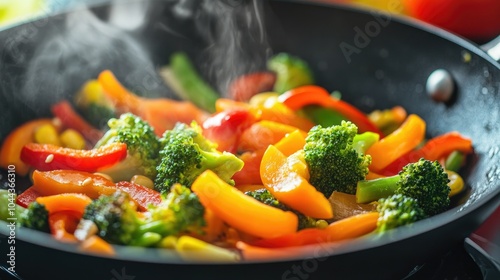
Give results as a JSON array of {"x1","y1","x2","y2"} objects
[
  {"x1": 278, "y1": 85, "x2": 383, "y2": 136},
  {"x1": 20, "y1": 142, "x2": 127, "y2": 173},
  {"x1": 202, "y1": 109, "x2": 257, "y2": 153},
  {"x1": 228, "y1": 72, "x2": 277, "y2": 102},
  {"x1": 379, "y1": 132, "x2": 473, "y2": 176},
  {"x1": 115, "y1": 181, "x2": 162, "y2": 211},
  {"x1": 51, "y1": 100, "x2": 104, "y2": 145},
  {"x1": 16, "y1": 186, "x2": 41, "y2": 208},
  {"x1": 232, "y1": 149, "x2": 266, "y2": 186}
]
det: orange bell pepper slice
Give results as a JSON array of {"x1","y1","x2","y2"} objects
[
  {"x1": 115, "y1": 181, "x2": 162, "y2": 211},
  {"x1": 258, "y1": 97, "x2": 315, "y2": 132},
  {"x1": 380, "y1": 131, "x2": 473, "y2": 175},
  {"x1": 238, "y1": 121, "x2": 307, "y2": 152},
  {"x1": 31, "y1": 170, "x2": 116, "y2": 198},
  {"x1": 260, "y1": 145, "x2": 333, "y2": 219},
  {"x1": 36, "y1": 193, "x2": 93, "y2": 217},
  {"x1": 0, "y1": 118, "x2": 54, "y2": 176},
  {"x1": 366, "y1": 114, "x2": 426, "y2": 172},
  {"x1": 273, "y1": 129, "x2": 307, "y2": 157},
  {"x1": 191, "y1": 170, "x2": 298, "y2": 239}
]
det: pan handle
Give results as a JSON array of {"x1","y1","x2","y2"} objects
[{"x1": 481, "y1": 36, "x2": 500, "y2": 62}]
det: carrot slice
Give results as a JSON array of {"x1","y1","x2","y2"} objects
[
  {"x1": 79, "y1": 235, "x2": 115, "y2": 256},
  {"x1": 252, "y1": 212, "x2": 379, "y2": 248},
  {"x1": 98, "y1": 70, "x2": 207, "y2": 136},
  {"x1": 260, "y1": 145, "x2": 333, "y2": 219},
  {"x1": 236, "y1": 241, "x2": 308, "y2": 261},
  {"x1": 191, "y1": 170, "x2": 298, "y2": 239}
]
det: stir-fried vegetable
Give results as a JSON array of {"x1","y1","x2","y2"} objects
[{"x1": 0, "y1": 53, "x2": 473, "y2": 260}]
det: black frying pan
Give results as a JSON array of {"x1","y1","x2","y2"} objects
[{"x1": 0, "y1": 0, "x2": 499, "y2": 279}]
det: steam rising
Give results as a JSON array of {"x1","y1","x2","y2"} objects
[
  {"x1": 19, "y1": 4, "x2": 166, "y2": 115},
  {"x1": 191, "y1": 0, "x2": 271, "y2": 96},
  {"x1": 6, "y1": 0, "x2": 271, "y2": 118}
]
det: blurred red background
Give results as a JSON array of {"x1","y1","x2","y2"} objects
[{"x1": 329, "y1": 0, "x2": 500, "y2": 42}]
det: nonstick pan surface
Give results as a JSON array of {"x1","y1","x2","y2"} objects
[{"x1": 0, "y1": 1, "x2": 499, "y2": 279}]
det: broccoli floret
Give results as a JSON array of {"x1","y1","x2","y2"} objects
[
  {"x1": 95, "y1": 113, "x2": 161, "y2": 181},
  {"x1": 267, "y1": 53, "x2": 314, "y2": 94},
  {"x1": 80, "y1": 186, "x2": 205, "y2": 247},
  {"x1": 74, "y1": 80, "x2": 116, "y2": 128},
  {"x1": 245, "y1": 189, "x2": 317, "y2": 230},
  {"x1": 356, "y1": 158, "x2": 451, "y2": 216},
  {"x1": 154, "y1": 122, "x2": 244, "y2": 194},
  {"x1": 304, "y1": 121, "x2": 372, "y2": 197},
  {"x1": 0, "y1": 189, "x2": 24, "y2": 222},
  {"x1": 138, "y1": 184, "x2": 206, "y2": 237},
  {"x1": 18, "y1": 202, "x2": 50, "y2": 233},
  {"x1": 376, "y1": 194, "x2": 427, "y2": 232},
  {"x1": 82, "y1": 191, "x2": 140, "y2": 245}
]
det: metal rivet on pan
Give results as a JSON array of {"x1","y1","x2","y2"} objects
[{"x1": 426, "y1": 69, "x2": 455, "y2": 102}]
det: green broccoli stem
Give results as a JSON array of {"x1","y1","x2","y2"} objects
[
  {"x1": 445, "y1": 150, "x2": 465, "y2": 172},
  {"x1": 131, "y1": 232, "x2": 162, "y2": 247},
  {"x1": 352, "y1": 132, "x2": 380, "y2": 154},
  {"x1": 200, "y1": 150, "x2": 244, "y2": 184},
  {"x1": 356, "y1": 175, "x2": 400, "y2": 203},
  {"x1": 161, "y1": 52, "x2": 219, "y2": 113},
  {"x1": 136, "y1": 220, "x2": 177, "y2": 237},
  {"x1": 302, "y1": 105, "x2": 346, "y2": 128}
]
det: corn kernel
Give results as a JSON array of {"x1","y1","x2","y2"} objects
[
  {"x1": 447, "y1": 170, "x2": 465, "y2": 197},
  {"x1": 315, "y1": 219, "x2": 329, "y2": 229},
  {"x1": 60, "y1": 129, "x2": 86, "y2": 150},
  {"x1": 131, "y1": 175, "x2": 154, "y2": 189},
  {"x1": 248, "y1": 92, "x2": 279, "y2": 106},
  {"x1": 34, "y1": 124, "x2": 61, "y2": 146}
]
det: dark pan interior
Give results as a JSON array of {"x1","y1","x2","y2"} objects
[{"x1": 0, "y1": 0, "x2": 499, "y2": 279}]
